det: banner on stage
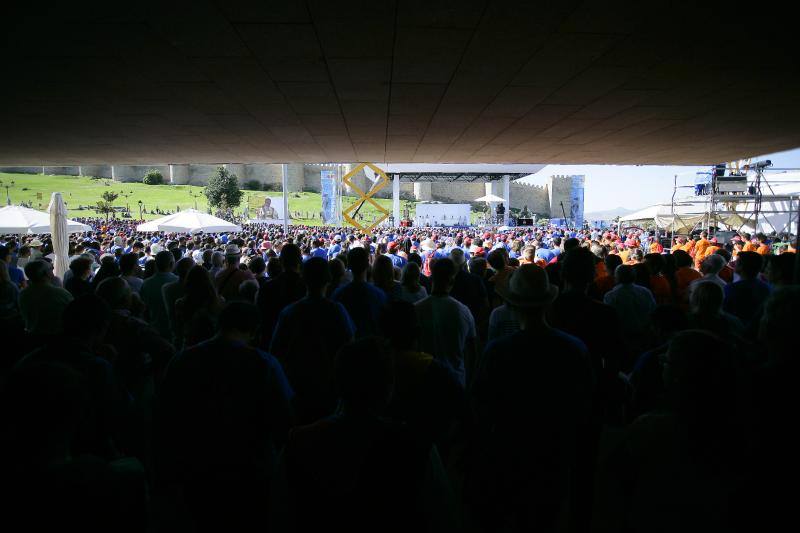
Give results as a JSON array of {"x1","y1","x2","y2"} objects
[
  {"x1": 321, "y1": 171, "x2": 338, "y2": 224},
  {"x1": 570, "y1": 175, "x2": 585, "y2": 228}
]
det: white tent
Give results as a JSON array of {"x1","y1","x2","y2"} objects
[
  {"x1": 136, "y1": 209, "x2": 242, "y2": 233},
  {"x1": 0, "y1": 205, "x2": 90, "y2": 234},
  {"x1": 474, "y1": 193, "x2": 505, "y2": 203}
]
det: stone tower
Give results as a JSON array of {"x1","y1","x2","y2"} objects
[{"x1": 547, "y1": 174, "x2": 585, "y2": 225}]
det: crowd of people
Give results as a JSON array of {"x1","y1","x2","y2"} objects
[{"x1": 0, "y1": 215, "x2": 797, "y2": 532}]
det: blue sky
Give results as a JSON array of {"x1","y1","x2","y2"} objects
[{"x1": 519, "y1": 147, "x2": 800, "y2": 213}]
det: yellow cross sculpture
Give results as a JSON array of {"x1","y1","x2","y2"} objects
[{"x1": 342, "y1": 162, "x2": 390, "y2": 234}]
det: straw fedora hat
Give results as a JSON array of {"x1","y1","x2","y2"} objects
[{"x1": 495, "y1": 264, "x2": 558, "y2": 308}]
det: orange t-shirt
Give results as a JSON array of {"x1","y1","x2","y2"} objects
[
  {"x1": 695, "y1": 238, "x2": 711, "y2": 259},
  {"x1": 649, "y1": 242, "x2": 664, "y2": 254},
  {"x1": 593, "y1": 275, "x2": 616, "y2": 298},
  {"x1": 743, "y1": 242, "x2": 758, "y2": 252},
  {"x1": 756, "y1": 244, "x2": 770, "y2": 255},
  {"x1": 649, "y1": 274, "x2": 672, "y2": 305},
  {"x1": 675, "y1": 266, "x2": 702, "y2": 308},
  {"x1": 595, "y1": 261, "x2": 606, "y2": 280}
]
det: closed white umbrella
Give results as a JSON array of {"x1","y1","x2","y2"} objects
[
  {"x1": 0, "y1": 205, "x2": 90, "y2": 234},
  {"x1": 136, "y1": 209, "x2": 242, "y2": 234},
  {"x1": 48, "y1": 192, "x2": 70, "y2": 279}
]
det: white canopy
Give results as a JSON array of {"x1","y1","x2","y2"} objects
[
  {"x1": 0, "y1": 205, "x2": 90, "y2": 234},
  {"x1": 474, "y1": 193, "x2": 506, "y2": 203},
  {"x1": 136, "y1": 209, "x2": 242, "y2": 234}
]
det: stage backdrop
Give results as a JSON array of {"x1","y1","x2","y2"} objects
[{"x1": 415, "y1": 203, "x2": 470, "y2": 226}]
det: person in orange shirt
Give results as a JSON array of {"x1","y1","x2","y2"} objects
[
  {"x1": 694, "y1": 231, "x2": 711, "y2": 259},
  {"x1": 673, "y1": 249, "x2": 702, "y2": 311},
  {"x1": 591, "y1": 253, "x2": 622, "y2": 299},
  {"x1": 648, "y1": 236, "x2": 664, "y2": 254},
  {"x1": 644, "y1": 252, "x2": 672, "y2": 305},
  {"x1": 518, "y1": 245, "x2": 537, "y2": 265},
  {"x1": 714, "y1": 248, "x2": 734, "y2": 284},
  {"x1": 742, "y1": 232, "x2": 758, "y2": 253},
  {"x1": 755, "y1": 233, "x2": 771, "y2": 255}
]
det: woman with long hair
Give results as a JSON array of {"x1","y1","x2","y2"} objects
[
  {"x1": 372, "y1": 254, "x2": 402, "y2": 300},
  {"x1": 174, "y1": 265, "x2": 224, "y2": 349}
]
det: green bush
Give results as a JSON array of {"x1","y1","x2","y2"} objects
[
  {"x1": 243, "y1": 179, "x2": 262, "y2": 191},
  {"x1": 143, "y1": 169, "x2": 164, "y2": 185},
  {"x1": 204, "y1": 166, "x2": 243, "y2": 208},
  {"x1": 262, "y1": 183, "x2": 281, "y2": 192}
]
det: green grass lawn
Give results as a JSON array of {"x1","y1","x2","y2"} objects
[{"x1": 0, "y1": 172, "x2": 414, "y2": 226}]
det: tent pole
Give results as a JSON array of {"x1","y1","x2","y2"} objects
[{"x1": 282, "y1": 163, "x2": 289, "y2": 235}]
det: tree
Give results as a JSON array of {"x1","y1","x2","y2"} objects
[
  {"x1": 96, "y1": 191, "x2": 119, "y2": 222},
  {"x1": 203, "y1": 166, "x2": 243, "y2": 209},
  {"x1": 143, "y1": 168, "x2": 164, "y2": 185}
]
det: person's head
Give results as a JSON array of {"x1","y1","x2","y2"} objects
[
  {"x1": 563, "y1": 237, "x2": 580, "y2": 253},
  {"x1": 690, "y1": 281, "x2": 724, "y2": 315},
  {"x1": 24, "y1": 260, "x2": 54, "y2": 284},
  {"x1": 217, "y1": 301, "x2": 261, "y2": 343},
  {"x1": 450, "y1": 247, "x2": 467, "y2": 270},
  {"x1": 279, "y1": 243, "x2": 303, "y2": 272},
  {"x1": 96, "y1": 276, "x2": 132, "y2": 311},
  {"x1": 560, "y1": 247, "x2": 596, "y2": 289},
  {"x1": 69, "y1": 256, "x2": 93, "y2": 281},
  {"x1": 644, "y1": 253, "x2": 665, "y2": 275},
  {"x1": 155, "y1": 250, "x2": 175, "y2": 273},
  {"x1": 0, "y1": 245, "x2": 11, "y2": 264},
  {"x1": 348, "y1": 246, "x2": 370, "y2": 280},
  {"x1": 766, "y1": 253, "x2": 794, "y2": 286},
  {"x1": 614, "y1": 264, "x2": 635, "y2": 285},
  {"x1": 62, "y1": 294, "x2": 111, "y2": 345},
  {"x1": 211, "y1": 251, "x2": 225, "y2": 268},
  {"x1": 184, "y1": 265, "x2": 218, "y2": 306},
  {"x1": 604, "y1": 254, "x2": 623, "y2": 276},
  {"x1": 372, "y1": 255, "x2": 395, "y2": 289},
  {"x1": 672, "y1": 249, "x2": 693, "y2": 269},
  {"x1": 0, "y1": 261, "x2": 9, "y2": 284},
  {"x1": 174, "y1": 257, "x2": 195, "y2": 281},
  {"x1": 224, "y1": 244, "x2": 242, "y2": 267},
  {"x1": 628, "y1": 248, "x2": 644, "y2": 263},
  {"x1": 118, "y1": 252, "x2": 139, "y2": 276},
  {"x1": 407, "y1": 252, "x2": 422, "y2": 267},
  {"x1": 302, "y1": 256, "x2": 331, "y2": 295},
  {"x1": 521, "y1": 245, "x2": 536, "y2": 262},
  {"x1": 335, "y1": 337, "x2": 394, "y2": 415},
  {"x1": 486, "y1": 249, "x2": 507, "y2": 272},
  {"x1": 714, "y1": 247, "x2": 732, "y2": 263},
  {"x1": 498, "y1": 264, "x2": 558, "y2": 325},
  {"x1": 248, "y1": 256, "x2": 266, "y2": 276},
  {"x1": 735, "y1": 251, "x2": 762, "y2": 279},
  {"x1": 468, "y1": 256, "x2": 488, "y2": 278},
  {"x1": 401, "y1": 262, "x2": 421, "y2": 289},
  {"x1": 431, "y1": 257, "x2": 456, "y2": 294},
  {"x1": 700, "y1": 254, "x2": 726, "y2": 276}
]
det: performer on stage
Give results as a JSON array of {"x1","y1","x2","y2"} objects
[{"x1": 496, "y1": 202, "x2": 506, "y2": 224}]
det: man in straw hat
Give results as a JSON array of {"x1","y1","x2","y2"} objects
[{"x1": 468, "y1": 263, "x2": 592, "y2": 532}]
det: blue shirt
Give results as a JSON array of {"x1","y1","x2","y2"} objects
[
  {"x1": 332, "y1": 281, "x2": 388, "y2": 338},
  {"x1": 386, "y1": 252, "x2": 406, "y2": 269},
  {"x1": 311, "y1": 247, "x2": 328, "y2": 259},
  {"x1": 535, "y1": 248, "x2": 554, "y2": 263},
  {"x1": 8, "y1": 265, "x2": 25, "y2": 287}
]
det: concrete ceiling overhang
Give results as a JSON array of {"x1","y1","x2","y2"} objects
[{"x1": 2, "y1": 0, "x2": 799, "y2": 166}]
